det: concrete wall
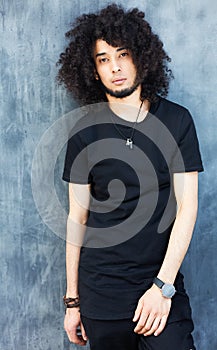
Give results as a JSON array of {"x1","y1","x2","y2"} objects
[{"x1": 1, "y1": 1, "x2": 216, "y2": 349}]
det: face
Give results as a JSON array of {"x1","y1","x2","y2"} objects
[{"x1": 93, "y1": 40, "x2": 140, "y2": 99}]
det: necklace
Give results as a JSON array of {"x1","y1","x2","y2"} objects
[{"x1": 110, "y1": 100, "x2": 144, "y2": 149}]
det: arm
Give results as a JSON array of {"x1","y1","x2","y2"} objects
[
  {"x1": 64, "y1": 182, "x2": 90, "y2": 346},
  {"x1": 133, "y1": 171, "x2": 198, "y2": 336}
]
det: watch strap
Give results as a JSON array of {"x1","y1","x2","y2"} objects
[{"x1": 153, "y1": 277, "x2": 164, "y2": 289}]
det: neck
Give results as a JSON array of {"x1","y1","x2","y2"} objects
[{"x1": 106, "y1": 86, "x2": 150, "y2": 122}]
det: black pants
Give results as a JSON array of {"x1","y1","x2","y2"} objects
[{"x1": 81, "y1": 315, "x2": 195, "y2": 350}]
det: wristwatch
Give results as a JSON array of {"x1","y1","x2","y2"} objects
[{"x1": 153, "y1": 277, "x2": 176, "y2": 298}]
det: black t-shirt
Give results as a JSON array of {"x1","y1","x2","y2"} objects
[{"x1": 62, "y1": 97, "x2": 203, "y2": 320}]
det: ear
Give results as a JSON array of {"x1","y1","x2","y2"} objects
[{"x1": 94, "y1": 70, "x2": 99, "y2": 80}]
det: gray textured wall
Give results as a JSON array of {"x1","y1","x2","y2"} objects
[{"x1": 0, "y1": 1, "x2": 216, "y2": 349}]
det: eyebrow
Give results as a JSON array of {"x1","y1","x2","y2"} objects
[{"x1": 95, "y1": 47, "x2": 126, "y2": 58}]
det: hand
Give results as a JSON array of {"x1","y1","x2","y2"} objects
[
  {"x1": 64, "y1": 307, "x2": 88, "y2": 346},
  {"x1": 133, "y1": 284, "x2": 171, "y2": 337}
]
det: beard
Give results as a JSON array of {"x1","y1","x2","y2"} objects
[{"x1": 98, "y1": 77, "x2": 140, "y2": 99}]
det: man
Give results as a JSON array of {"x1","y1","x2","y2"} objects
[{"x1": 57, "y1": 4, "x2": 203, "y2": 350}]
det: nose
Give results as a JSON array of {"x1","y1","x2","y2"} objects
[
  {"x1": 112, "y1": 65, "x2": 121, "y2": 73},
  {"x1": 111, "y1": 58, "x2": 121, "y2": 73}
]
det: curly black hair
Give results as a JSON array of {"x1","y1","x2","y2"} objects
[{"x1": 56, "y1": 3, "x2": 173, "y2": 105}]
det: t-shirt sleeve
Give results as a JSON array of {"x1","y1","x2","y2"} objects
[
  {"x1": 62, "y1": 129, "x2": 92, "y2": 184},
  {"x1": 171, "y1": 110, "x2": 204, "y2": 173}
]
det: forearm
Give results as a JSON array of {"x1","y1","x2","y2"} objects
[
  {"x1": 65, "y1": 215, "x2": 87, "y2": 296},
  {"x1": 65, "y1": 183, "x2": 90, "y2": 297},
  {"x1": 157, "y1": 203, "x2": 198, "y2": 284},
  {"x1": 64, "y1": 192, "x2": 90, "y2": 346},
  {"x1": 64, "y1": 234, "x2": 88, "y2": 347},
  {"x1": 157, "y1": 172, "x2": 198, "y2": 284},
  {"x1": 65, "y1": 239, "x2": 81, "y2": 296}
]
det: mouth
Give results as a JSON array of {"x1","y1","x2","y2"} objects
[{"x1": 112, "y1": 78, "x2": 127, "y2": 85}]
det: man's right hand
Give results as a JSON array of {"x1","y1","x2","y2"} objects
[{"x1": 64, "y1": 307, "x2": 88, "y2": 346}]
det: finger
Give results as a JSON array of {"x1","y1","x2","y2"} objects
[
  {"x1": 132, "y1": 301, "x2": 143, "y2": 322},
  {"x1": 134, "y1": 312, "x2": 149, "y2": 333},
  {"x1": 154, "y1": 315, "x2": 168, "y2": 336},
  {"x1": 141, "y1": 314, "x2": 156, "y2": 334},
  {"x1": 80, "y1": 321, "x2": 88, "y2": 341},
  {"x1": 66, "y1": 328, "x2": 86, "y2": 345},
  {"x1": 136, "y1": 314, "x2": 156, "y2": 335},
  {"x1": 143, "y1": 316, "x2": 161, "y2": 336},
  {"x1": 69, "y1": 334, "x2": 87, "y2": 346}
]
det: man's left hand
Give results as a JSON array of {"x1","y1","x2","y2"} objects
[{"x1": 133, "y1": 284, "x2": 171, "y2": 337}]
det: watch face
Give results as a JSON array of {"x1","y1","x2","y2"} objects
[{"x1": 162, "y1": 284, "x2": 176, "y2": 298}]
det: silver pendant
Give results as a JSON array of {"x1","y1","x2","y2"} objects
[{"x1": 126, "y1": 138, "x2": 133, "y2": 149}]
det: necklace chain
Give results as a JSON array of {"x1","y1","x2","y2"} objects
[{"x1": 110, "y1": 100, "x2": 144, "y2": 149}]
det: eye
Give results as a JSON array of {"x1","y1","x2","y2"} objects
[
  {"x1": 99, "y1": 57, "x2": 109, "y2": 63},
  {"x1": 120, "y1": 52, "x2": 129, "y2": 58}
]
